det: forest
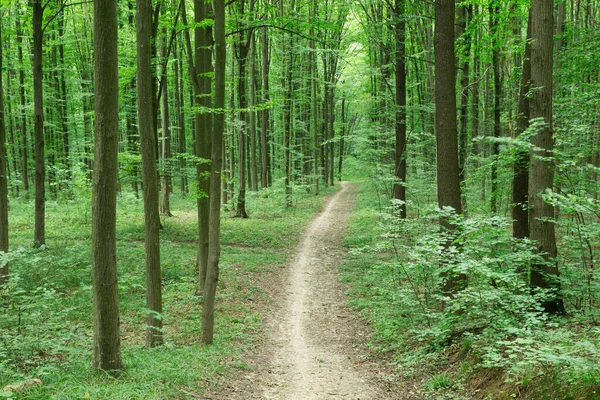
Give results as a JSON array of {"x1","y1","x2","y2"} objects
[{"x1": 1, "y1": 0, "x2": 600, "y2": 398}]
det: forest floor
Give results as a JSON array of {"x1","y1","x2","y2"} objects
[{"x1": 204, "y1": 182, "x2": 415, "y2": 400}]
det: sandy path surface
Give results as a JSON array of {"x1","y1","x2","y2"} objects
[{"x1": 207, "y1": 182, "x2": 405, "y2": 399}]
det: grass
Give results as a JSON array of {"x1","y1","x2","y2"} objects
[{"x1": 0, "y1": 182, "x2": 336, "y2": 399}]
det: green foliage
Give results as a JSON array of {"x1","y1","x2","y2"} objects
[{"x1": 342, "y1": 181, "x2": 600, "y2": 399}]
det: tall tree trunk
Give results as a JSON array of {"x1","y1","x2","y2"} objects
[
  {"x1": 338, "y1": 97, "x2": 345, "y2": 181},
  {"x1": 91, "y1": 0, "x2": 123, "y2": 371},
  {"x1": 249, "y1": 10, "x2": 258, "y2": 192},
  {"x1": 0, "y1": 18, "x2": 9, "y2": 285},
  {"x1": 174, "y1": 51, "x2": 187, "y2": 194},
  {"x1": 260, "y1": 26, "x2": 271, "y2": 189},
  {"x1": 202, "y1": 0, "x2": 225, "y2": 345},
  {"x1": 489, "y1": 2, "x2": 501, "y2": 214},
  {"x1": 435, "y1": 0, "x2": 464, "y2": 294},
  {"x1": 57, "y1": 7, "x2": 70, "y2": 188},
  {"x1": 529, "y1": 0, "x2": 566, "y2": 315},
  {"x1": 512, "y1": 11, "x2": 532, "y2": 239},
  {"x1": 392, "y1": 0, "x2": 407, "y2": 218},
  {"x1": 16, "y1": 17, "x2": 29, "y2": 193},
  {"x1": 310, "y1": 0, "x2": 319, "y2": 194},
  {"x1": 457, "y1": 5, "x2": 472, "y2": 212},
  {"x1": 137, "y1": 0, "x2": 163, "y2": 347},
  {"x1": 235, "y1": 0, "x2": 249, "y2": 218},
  {"x1": 160, "y1": 28, "x2": 173, "y2": 217},
  {"x1": 33, "y1": 0, "x2": 46, "y2": 247},
  {"x1": 195, "y1": 0, "x2": 214, "y2": 292}
]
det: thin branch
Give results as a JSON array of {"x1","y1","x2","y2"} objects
[{"x1": 43, "y1": 1, "x2": 92, "y2": 33}]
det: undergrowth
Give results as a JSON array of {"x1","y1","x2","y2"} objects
[
  {"x1": 342, "y1": 179, "x2": 600, "y2": 400},
  {"x1": 0, "y1": 182, "x2": 335, "y2": 399}
]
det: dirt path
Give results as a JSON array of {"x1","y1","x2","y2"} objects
[{"x1": 210, "y1": 182, "x2": 403, "y2": 399}]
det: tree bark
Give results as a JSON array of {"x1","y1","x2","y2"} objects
[
  {"x1": 512, "y1": 11, "x2": 532, "y2": 239},
  {"x1": 489, "y1": 2, "x2": 501, "y2": 214},
  {"x1": 160, "y1": 28, "x2": 173, "y2": 217},
  {"x1": 235, "y1": 0, "x2": 249, "y2": 218},
  {"x1": 0, "y1": 18, "x2": 9, "y2": 285},
  {"x1": 33, "y1": 0, "x2": 46, "y2": 247},
  {"x1": 16, "y1": 17, "x2": 29, "y2": 193},
  {"x1": 392, "y1": 0, "x2": 407, "y2": 218},
  {"x1": 260, "y1": 26, "x2": 271, "y2": 189},
  {"x1": 435, "y1": 0, "x2": 464, "y2": 294},
  {"x1": 529, "y1": 0, "x2": 566, "y2": 315},
  {"x1": 91, "y1": 0, "x2": 123, "y2": 371},
  {"x1": 137, "y1": 0, "x2": 163, "y2": 346},
  {"x1": 195, "y1": 0, "x2": 214, "y2": 293},
  {"x1": 202, "y1": 0, "x2": 225, "y2": 345}
]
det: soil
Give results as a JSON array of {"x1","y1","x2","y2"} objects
[{"x1": 204, "y1": 182, "x2": 418, "y2": 400}]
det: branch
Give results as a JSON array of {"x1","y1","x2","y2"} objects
[{"x1": 43, "y1": 1, "x2": 92, "y2": 33}]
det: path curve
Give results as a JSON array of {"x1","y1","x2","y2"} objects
[{"x1": 212, "y1": 182, "x2": 401, "y2": 399}]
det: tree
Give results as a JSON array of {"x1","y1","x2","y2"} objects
[
  {"x1": 91, "y1": 0, "x2": 123, "y2": 371},
  {"x1": 33, "y1": 0, "x2": 46, "y2": 247},
  {"x1": 0, "y1": 16, "x2": 8, "y2": 285},
  {"x1": 392, "y1": 0, "x2": 407, "y2": 218},
  {"x1": 137, "y1": 0, "x2": 163, "y2": 347},
  {"x1": 512, "y1": 11, "x2": 532, "y2": 239},
  {"x1": 434, "y1": 0, "x2": 463, "y2": 294},
  {"x1": 528, "y1": 0, "x2": 565, "y2": 315},
  {"x1": 160, "y1": 26, "x2": 173, "y2": 217},
  {"x1": 201, "y1": 0, "x2": 225, "y2": 345}
]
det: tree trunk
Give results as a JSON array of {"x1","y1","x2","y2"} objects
[
  {"x1": 489, "y1": 2, "x2": 501, "y2": 214},
  {"x1": 195, "y1": 0, "x2": 213, "y2": 292},
  {"x1": 91, "y1": 0, "x2": 123, "y2": 371},
  {"x1": 392, "y1": 0, "x2": 407, "y2": 218},
  {"x1": 202, "y1": 0, "x2": 225, "y2": 345},
  {"x1": 249, "y1": 9, "x2": 258, "y2": 193},
  {"x1": 435, "y1": 0, "x2": 464, "y2": 294},
  {"x1": 0, "y1": 18, "x2": 9, "y2": 285},
  {"x1": 137, "y1": 0, "x2": 163, "y2": 347},
  {"x1": 512, "y1": 11, "x2": 532, "y2": 239},
  {"x1": 260, "y1": 26, "x2": 271, "y2": 189},
  {"x1": 16, "y1": 17, "x2": 29, "y2": 194},
  {"x1": 529, "y1": 0, "x2": 566, "y2": 315},
  {"x1": 338, "y1": 97, "x2": 345, "y2": 181},
  {"x1": 160, "y1": 28, "x2": 172, "y2": 217},
  {"x1": 33, "y1": 0, "x2": 46, "y2": 247},
  {"x1": 235, "y1": 1, "x2": 249, "y2": 218}
]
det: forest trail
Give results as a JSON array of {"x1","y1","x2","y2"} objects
[{"x1": 209, "y1": 182, "x2": 404, "y2": 399}]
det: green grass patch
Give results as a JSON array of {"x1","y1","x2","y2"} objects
[{"x1": 1, "y1": 183, "x2": 336, "y2": 399}]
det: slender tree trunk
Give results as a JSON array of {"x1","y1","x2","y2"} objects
[
  {"x1": 195, "y1": 0, "x2": 213, "y2": 292},
  {"x1": 392, "y1": 0, "x2": 407, "y2": 218},
  {"x1": 33, "y1": 0, "x2": 46, "y2": 247},
  {"x1": 512, "y1": 11, "x2": 532, "y2": 239},
  {"x1": 457, "y1": 5, "x2": 472, "y2": 212},
  {"x1": 160, "y1": 29, "x2": 173, "y2": 217},
  {"x1": 435, "y1": 0, "x2": 464, "y2": 294},
  {"x1": 202, "y1": 0, "x2": 225, "y2": 345},
  {"x1": 489, "y1": 2, "x2": 501, "y2": 214},
  {"x1": 0, "y1": 19, "x2": 9, "y2": 285},
  {"x1": 529, "y1": 0, "x2": 566, "y2": 315},
  {"x1": 57, "y1": 8, "x2": 70, "y2": 188},
  {"x1": 137, "y1": 0, "x2": 163, "y2": 347},
  {"x1": 249, "y1": 11, "x2": 258, "y2": 192},
  {"x1": 174, "y1": 52, "x2": 187, "y2": 194},
  {"x1": 235, "y1": 2, "x2": 249, "y2": 218},
  {"x1": 310, "y1": 0, "x2": 319, "y2": 195},
  {"x1": 16, "y1": 17, "x2": 29, "y2": 194},
  {"x1": 91, "y1": 0, "x2": 123, "y2": 371},
  {"x1": 338, "y1": 97, "x2": 345, "y2": 181},
  {"x1": 260, "y1": 26, "x2": 270, "y2": 189}
]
